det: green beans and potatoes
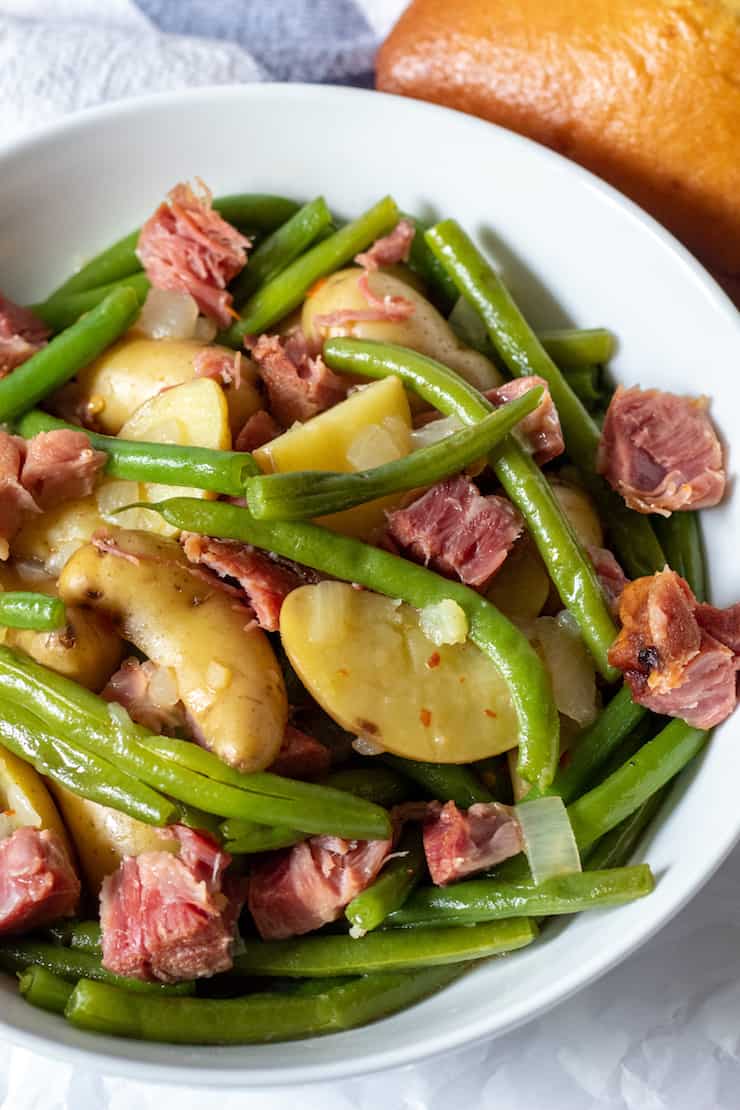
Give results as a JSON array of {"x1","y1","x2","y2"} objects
[
  {"x1": 322, "y1": 337, "x2": 619, "y2": 684},
  {"x1": 0, "y1": 593, "x2": 66, "y2": 631},
  {"x1": 130, "y1": 498, "x2": 560, "y2": 791},
  {"x1": 0, "y1": 287, "x2": 140, "y2": 425},
  {"x1": 246, "y1": 386, "x2": 544, "y2": 520},
  {"x1": 17, "y1": 409, "x2": 260, "y2": 494}
]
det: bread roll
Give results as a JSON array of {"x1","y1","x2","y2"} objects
[{"x1": 376, "y1": 0, "x2": 740, "y2": 301}]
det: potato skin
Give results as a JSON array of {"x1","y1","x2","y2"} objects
[{"x1": 58, "y1": 530, "x2": 288, "y2": 771}]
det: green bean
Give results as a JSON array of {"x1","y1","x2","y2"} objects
[
  {"x1": 231, "y1": 197, "x2": 333, "y2": 306},
  {"x1": 591, "y1": 714, "x2": 658, "y2": 786},
  {"x1": 42, "y1": 194, "x2": 302, "y2": 302},
  {"x1": 345, "y1": 827, "x2": 426, "y2": 933},
  {"x1": 246, "y1": 387, "x2": 543, "y2": 520},
  {"x1": 234, "y1": 918, "x2": 536, "y2": 978},
  {"x1": 382, "y1": 755, "x2": 492, "y2": 807},
  {"x1": 560, "y1": 366, "x2": 606, "y2": 411},
  {"x1": 538, "y1": 328, "x2": 615, "y2": 369},
  {"x1": 323, "y1": 766, "x2": 410, "y2": 807},
  {"x1": 0, "y1": 941, "x2": 194, "y2": 995},
  {"x1": 134, "y1": 500, "x2": 559, "y2": 791},
  {"x1": 0, "y1": 287, "x2": 140, "y2": 424},
  {"x1": 18, "y1": 966, "x2": 74, "y2": 1015},
  {"x1": 424, "y1": 221, "x2": 666, "y2": 580},
  {"x1": 17, "y1": 409, "x2": 259, "y2": 492},
  {"x1": 31, "y1": 274, "x2": 151, "y2": 333},
  {"x1": 384, "y1": 865, "x2": 654, "y2": 927},
  {"x1": 404, "y1": 215, "x2": 459, "y2": 312},
  {"x1": 653, "y1": 512, "x2": 706, "y2": 602},
  {"x1": 323, "y1": 337, "x2": 619, "y2": 684},
  {"x1": 567, "y1": 720, "x2": 708, "y2": 851},
  {"x1": 0, "y1": 696, "x2": 177, "y2": 826},
  {"x1": 224, "y1": 823, "x2": 305, "y2": 854},
  {"x1": 0, "y1": 593, "x2": 66, "y2": 631},
  {"x1": 46, "y1": 921, "x2": 102, "y2": 954},
  {"x1": 585, "y1": 788, "x2": 668, "y2": 871},
  {"x1": 64, "y1": 965, "x2": 465, "y2": 1043},
  {"x1": 219, "y1": 196, "x2": 400, "y2": 346}
]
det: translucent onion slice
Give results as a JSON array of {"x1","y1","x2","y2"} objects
[
  {"x1": 514, "y1": 795, "x2": 582, "y2": 885},
  {"x1": 135, "y1": 288, "x2": 199, "y2": 340}
]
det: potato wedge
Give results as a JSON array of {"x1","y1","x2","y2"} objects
[
  {"x1": 254, "y1": 376, "x2": 413, "y2": 541},
  {"x1": 549, "y1": 480, "x2": 604, "y2": 550},
  {"x1": 49, "y1": 788, "x2": 173, "y2": 894},
  {"x1": 280, "y1": 582, "x2": 518, "y2": 763},
  {"x1": 302, "y1": 267, "x2": 502, "y2": 392},
  {"x1": 59, "y1": 530, "x2": 288, "y2": 771},
  {"x1": 69, "y1": 336, "x2": 261, "y2": 435},
  {"x1": 0, "y1": 745, "x2": 72, "y2": 853},
  {"x1": 12, "y1": 495, "x2": 104, "y2": 577}
]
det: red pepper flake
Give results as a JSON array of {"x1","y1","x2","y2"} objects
[
  {"x1": 2, "y1": 809, "x2": 15, "y2": 817},
  {"x1": 426, "y1": 652, "x2": 441, "y2": 669},
  {"x1": 307, "y1": 277, "x2": 329, "y2": 299},
  {"x1": 459, "y1": 676, "x2": 466, "y2": 684},
  {"x1": 484, "y1": 709, "x2": 497, "y2": 719},
  {"x1": 337, "y1": 667, "x2": 349, "y2": 677},
  {"x1": 419, "y1": 708, "x2": 432, "y2": 728}
]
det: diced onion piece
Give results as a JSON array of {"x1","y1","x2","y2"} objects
[
  {"x1": 419, "y1": 599, "x2": 469, "y2": 646},
  {"x1": 533, "y1": 614, "x2": 598, "y2": 726},
  {"x1": 514, "y1": 795, "x2": 582, "y2": 885},
  {"x1": 410, "y1": 412, "x2": 465, "y2": 451},
  {"x1": 147, "y1": 664, "x2": 180, "y2": 708},
  {"x1": 135, "y1": 288, "x2": 199, "y2": 340},
  {"x1": 346, "y1": 418, "x2": 408, "y2": 470},
  {"x1": 306, "y1": 580, "x2": 351, "y2": 645},
  {"x1": 206, "y1": 660, "x2": 232, "y2": 693},
  {"x1": 352, "y1": 735, "x2": 385, "y2": 756}
]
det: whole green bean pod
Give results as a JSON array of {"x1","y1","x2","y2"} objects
[
  {"x1": 345, "y1": 827, "x2": 426, "y2": 933},
  {"x1": 385, "y1": 865, "x2": 654, "y2": 927},
  {"x1": 0, "y1": 287, "x2": 140, "y2": 424},
  {"x1": 560, "y1": 367, "x2": 607, "y2": 412},
  {"x1": 585, "y1": 788, "x2": 668, "y2": 871},
  {"x1": 233, "y1": 918, "x2": 537, "y2": 977},
  {"x1": 382, "y1": 755, "x2": 492, "y2": 807},
  {"x1": 424, "y1": 221, "x2": 666, "y2": 580},
  {"x1": 17, "y1": 409, "x2": 259, "y2": 492},
  {"x1": 0, "y1": 593, "x2": 66, "y2": 631},
  {"x1": 31, "y1": 274, "x2": 151, "y2": 333},
  {"x1": 567, "y1": 720, "x2": 707, "y2": 851},
  {"x1": 219, "y1": 196, "x2": 400, "y2": 345},
  {"x1": 0, "y1": 941, "x2": 194, "y2": 995},
  {"x1": 231, "y1": 196, "x2": 333, "y2": 306},
  {"x1": 322, "y1": 766, "x2": 410, "y2": 807},
  {"x1": 404, "y1": 215, "x2": 460, "y2": 312},
  {"x1": 653, "y1": 512, "x2": 706, "y2": 602},
  {"x1": 64, "y1": 965, "x2": 465, "y2": 1043},
  {"x1": 323, "y1": 336, "x2": 619, "y2": 683},
  {"x1": 19, "y1": 966, "x2": 74, "y2": 1015},
  {"x1": 538, "y1": 328, "x2": 615, "y2": 369},
  {"x1": 131, "y1": 500, "x2": 559, "y2": 791},
  {"x1": 246, "y1": 387, "x2": 543, "y2": 520},
  {"x1": 224, "y1": 823, "x2": 305, "y2": 855}
]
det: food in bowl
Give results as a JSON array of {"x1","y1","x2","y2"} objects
[{"x1": 0, "y1": 181, "x2": 736, "y2": 1044}]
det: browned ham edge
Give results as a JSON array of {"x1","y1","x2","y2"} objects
[
  {"x1": 588, "y1": 544, "x2": 630, "y2": 615},
  {"x1": 0, "y1": 293, "x2": 50, "y2": 378},
  {"x1": 597, "y1": 386, "x2": 725, "y2": 515},
  {"x1": 245, "y1": 329, "x2": 347, "y2": 426},
  {"x1": 0, "y1": 827, "x2": 80, "y2": 936},
  {"x1": 421, "y1": 801, "x2": 524, "y2": 886}
]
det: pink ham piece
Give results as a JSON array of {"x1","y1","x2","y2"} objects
[
  {"x1": 386, "y1": 475, "x2": 524, "y2": 589},
  {"x1": 102, "y1": 657, "x2": 187, "y2": 736},
  {"x1": 193, "y1": 347, "x2": 242, "y2": 388},
  {"x1": 267, "y1": 726, "x2": 331, "y2": 781},
  {"x1": 234, "y1": 409, "x2": 282, "y2": 452},
  {"x1": 314, "y1": 271, "x2": 415, "y2": 329},
  {"x1": 0, "y1": 432, "x2": 39, "y2": 559},
  {"x1": 0, "y1": 827, "x2": 80, "y2": 936},
  {"x1": 588, "y1": 545, "x2": 630, "y2": 616},
  {"x1": 608, "y1": 568, "x2": 740, "y2": 728},
  {"x1": 248, "y1": 834, "x2": 392, "y2": 940},
  {"x1": 0, "y1": 293, "x2": 50, "y2": 378},
  {"x1": 247, "y1": 330, "x2": 346, "y2": 426},
  {"x1": 597, "y1": 386, "x2": 725, "y2": 515},
  {"x1": 137, "y1": 183, "x2": 250, "y2": 328},
  {"x1": 100, "y1": 826, "x2": 245, "y2": 983},
  {"x1": 422, "y1": 801, "x2": 524, "y2": 886},
  {"x1": 486, "y1": 376, "x2": 564, "y2": 466},
  {"x1": 20, "y1": 430, "x2": 106, "y2": 510},
  {"x1": 354, "y1": 219, "x2": 415, "y2": 271},
  {"x1": 181, "y1": 533, "x2": 312, "y2": 632}
]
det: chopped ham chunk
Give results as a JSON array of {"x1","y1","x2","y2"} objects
[
  {"x1": 181, "y1": 533, "x2": 313, "y2": 631},
  {"x1": 597, "y1": 386, "x2": 725, "y2": 515},
  {"x1": 102, "y1": 657, "x2": 187, "y2": 736},
  {"x1": 588, "y1": 545, "x2": 630, "y2": 616},
  {"x1": 193, "y1": 347, "x2": 242, "y2": 388},
  {"x1": 354, "y1": 219, "x2": 415, "y2": 271},
  {"x1": 486, "y1": 376, "x2": 564, "y2": 465},
  {"x1": 422, "y1": 801, "x2": 524, "y2": 886},
  {"x1": 608, "y1": 568, "x2": 740, "y2": 728},
  {"x1": 246, "y1": 330, "x2": 346, "y2": 426},
  {"x1": 0, "y1": 432, "x2": 39, "y2": 559},
  {"x1": 137, "y1": 182, "x2": 250, "y2": 327},
  {"x1": 234, "y1": 409, "x2": 282, "y2": 453},
  {"x1": 0, "y1": 293, "x2": 50, "y2": 378},
  {"x1": 100, "y1": 826, "x2": 245, "y2": 983},
  {"x1": 386, "y1": 475, "x2": 523, "y2": 589},
  {"x1": 0, "y1": 827, "x2": 80, "y2": 936},
  {"x1": 267, "y1": 726, "x2": 331, "y2": 781},
  {"x1": 248, "y1": 834, "x2": 391, "y2": 940},
  {"x1": 20, "y1": 429, "x2": 106, "y2": 510}
]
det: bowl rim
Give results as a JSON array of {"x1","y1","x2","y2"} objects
[{"x1": 1, "y1": 80, "x2": 739, "y2": 1088}]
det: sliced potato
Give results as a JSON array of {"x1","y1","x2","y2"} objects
[
  {"x1": 59, "y1": 530, "x2": 288, "y2": 771},
  {"x1": 69, "y1": 336, "x2": 261, "y2": 435},
  {"x1": 0, "y1": 746, "x2": 72, "y2": 853},
  {"x1": 112, "y1": 377, "x2": 230, "y2": 538},
  {"x1": 254, "y1": 377, "x2": 413, "y2": 541},
  {"x1": 302, "y1": 268, "x2": 502, "y2": 392},
  {"x1": 280, "y1": 582, "x2": 518, "y2": 763},
  {"x1": 549, "y1": 480, "x2": 604, "y2": 550},
  {"x1": 49, "y1": 787, "x2": 173, "y2": 894},
  {"x1": 486, "y1": 539, "x2": 551, "y2": 623}
]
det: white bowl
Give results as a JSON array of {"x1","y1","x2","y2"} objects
[{"x1": 0, "y1": 83, "x2": 738, "y2": 1088}]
